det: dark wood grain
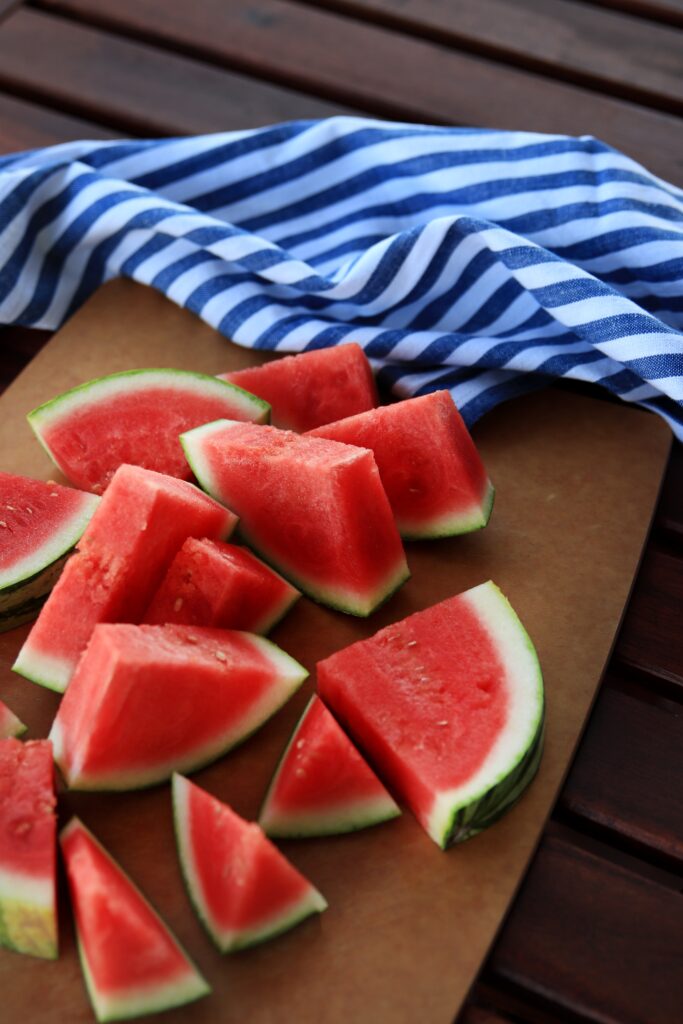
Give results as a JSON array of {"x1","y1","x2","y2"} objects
[
  {"x1": 291, "y1": 0, "x2": 683, "y2": 114},
  {"x1": 657, "y1": 442, "x2": 683, "y2": 540},
  {"x1": 560, "y1": 684, "x2": 683, "y2": 866},
  {"x1": 487, "y1": 828, "x2": 683, "y2": 1024},
  {"x1": 616, "y1": 548, "x2": 683, "y2": 692},
  {"x1": 31, "y1": 0, "x2": 683, "y2": 184},
  {"x1": 0, "y1": 8, "x2": 359, "y2": 137},
  {"x1": 0, "y1": 91, "x2": 114, "y2": 153},
  {"x1": 581, "y1": 0, "x2": 683, "y2": 28}
]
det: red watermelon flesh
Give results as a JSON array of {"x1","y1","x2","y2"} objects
[
  {"x1": 49, "y1": 623, "x2": 308, "y2": 790},
  {"x1": 220, "y1": 343, "x2": 377, "y2": 432},
  {"x1": 13, "y1": 464, "x2": 237, "y2": 693},
  {"x1": 259, "y1": 696, "x2": 401, "y2": 837},
  {"x1": 0, "y1": 473, "x2": 99, "y2": 632},
  {"x1": 309, "y1": 391, "x2": 494, "y2": 538},
  {"x1": 0, "y1": 739, "x2": 57, "y2": 959},
  {"x1": 181, "y1": 420, "x2": 409, "y2": 616},
  {"x1": 60, "y1": 818, "x2": 210, "y2": 1022},
  {"x1": 143, "y1": 538, "x2": 300, "y2": 634},
  {"x1": 0, "y1": 699, "x2": 26, "y2": 739},
  {"x1": 28, "y1": 367, "x2": 270, "y2": 494},
  {"x1": 317, "y1": 581, "x2": 544, "y2": 848},
  {"x1": 173, "y1": 774, "x2": 327, "y2": 952}
]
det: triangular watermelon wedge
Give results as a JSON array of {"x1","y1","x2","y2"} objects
[
  {"x1": 60, "y1": 818, "x2": 210, "y2": 1021},
  {"x1": 173, "y1": 774, "x2": 327, "y2": 953},
  {"x1": 260, "y1": 696, "x2": 401, "y2": 837},
  {"x1": 0, "y1": 699, "x2": 26, "y2": 739}
]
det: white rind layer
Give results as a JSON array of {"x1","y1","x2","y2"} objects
[
  {"x1": 61, "y1": 818, "x2": 210, "y2": 1023},
  {"x1": 173, "y1": 775, "x2": 327, "y2": 954},
  {"x1": 425, "y1": 581, "x2": 544, "y2": 847},
  {"x1": 0, "y1": 866, "x2": 53, "y2": 906},
  {"x1": 397, "y1": 478, "x2": 495, "y2": 539},
  {"x1": 0, "y1": 492, "x2": 99, "y2": 591},
  {"x1": 12, "y1": 645, "x2": 74, "y2": 693},
  {"x1": 260, "y1": 792, "x2": 401, "y2": 838}
]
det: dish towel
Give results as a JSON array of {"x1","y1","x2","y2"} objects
[{"x1": 1, "y1": 117, "x2": 682, "y2": 438}]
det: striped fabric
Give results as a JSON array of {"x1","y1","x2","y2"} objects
[{"x1": 1, "y1": 117, "x2": 682, "y2": 437}]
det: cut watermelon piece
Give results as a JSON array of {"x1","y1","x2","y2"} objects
[
  {"x1": 143, "y1": 538, "x2": 300, "y2": 634},
  {"x1": 0, "y1": 739, "x2": 57, "y2": 959},
  {"x1": 173, "y1": 774, "x2": 327, "y2": 952},
  {"x1": 259, "y1": 696, "x2": 401, "y2": 837},
  {"x1": 220, "y1": 343, "x2": 377, "y2": 432},
  {"x1": 0, "y1": 473, "x2": 99, "y2": 632},
  {"x1": 309, "y1": 391, "x2": 494, "y2": 538},
  {"x1": 13, "y1": 464, "x2": 236, "y2": 693},
  {"x1": 181, "y1": 420, "x2": 409, "y2": 617},
  {"x1": 28, "y1": 367, "x2": 270, "y2": 494},
  {"x1": 0, "y1": 699, "x2": 26, "y2": 739},
  {"x1": 60, "y1": 818, "x2": 210, "y2": 1021},
  {"x1": 317, "y1": 581, "x2": 544, "y2": 848},
  {"x1": 50, "y1": 623, "x2": 308, "y2": 790}
]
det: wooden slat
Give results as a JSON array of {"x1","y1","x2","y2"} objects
[
  {"x1": 30, "y1": 0, "x2": 683, "y2": 184},
  {"x1": 582, "y1": 0, "x2": 683, "y2": 29},
  {"x1": 0, "y1": 0, "x2": 20, "y2": 21},
  {"x1": 293, "y1": 0, "x2": 683, "y2": 115},
  {"x1": 616, "y1": 548, "x2": 683, "y2": 691},
  {"x1": 0, "y1": 9, "x2": 359, "y2": 137},
  {"x1": 0, "y1": 91, "x2": 114, "y2": 153},
  {"x1": 656, "y1": 442, "x2": 683, "y2": 540},
  {"x1": 560, "y1": 684, "x2": 683, "y2": 866},
  {"x1": 487, "y1": 829, "x2": 683, "y2": 1024}
]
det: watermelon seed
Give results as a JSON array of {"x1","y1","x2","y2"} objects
[
  {"x1": 437, "y1": 720, "x2": 449, "y2": 727},
  {"x1": 173, "y1": 597, "x2": 184, "y2": 612},
  {"x1": 406, "y1": 640, "x2": 417, "y2": 647},
  {"x1": 214, "y1": 650, "x2": 227, "y2": 662},
  {"x1": 25, "y1": 507, "x2": 33, "y2": 514},
  {"x1": 0, "y1": 521, "x2": 6, "y2": 528},
  {"x1": 11, "y1": 818, "x2": 32, "y2": 837},
  {"x1": 296, "y1": 739, "x2": 306, "y2": 749}
]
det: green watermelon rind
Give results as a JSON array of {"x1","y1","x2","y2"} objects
[
  {"x1": 259, "y1": 696, "x2": 402, "y2": 838},
  {"x1": 423, "y1": 583, "x2": 545, "y2": 849},
  {"x1": 12, "y1": 645, "x2": 73, "y2": 694},
  {"x1": 398, "y1": 478, "x2": 495, "y2": 541},
  {"x1": 50, "y1": 636, "x2": 309, "y2": 791},
  {"x1": 0, "y1": 865, "x2": 57, "y2": 959},
  {"x1": 0, "y1": 703, "x2": 27, "y2": 740},
  {"x1": 172, "y1": 774, "x2": 327, "y2": 954},
  {"x1": 60, "y1": 818, "x2": 210, "y2": 1022}
]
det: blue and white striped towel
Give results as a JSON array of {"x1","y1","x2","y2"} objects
[{"x1": 1, "y1": 117, "x2": 682, "y2": 437}]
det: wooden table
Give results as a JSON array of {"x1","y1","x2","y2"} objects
[{"x1": 0, "y1": 2, "x2": 681, "y2": 1022}]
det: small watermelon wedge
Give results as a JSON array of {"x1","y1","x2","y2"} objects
[
  {"x1": 181, "y1": 420, "x2": 409, "y2": 616},
  {"x1": 317, "y1": 581, "x2": 544, "y2": 848},
  {"x1": 0, "y1": 472, "x2": 98, "y2": 632},
  {"x1": 173, "y1": 774, "x2": 327, "y2": 952},
  {"x1": 0, "y1": 699, "x2": 26, "y2": 739},
  {"x1": 28, "y1": 367, "x2": 270, "y2": 494},
  {"x1": 309, "y1": 391, "x2": 494, "y2": 538},
  {"x1": 220, "y1": 343, "x2": 377, "y2": 432},
  {"x1": 0, "y1": 739, "x2": 57, "y2": 959},
  {"x1": 60, "y1": 818, "x2": 210, "y2": 1021},
  {"x1": 50, "y1": 623, "x2": 308, "y2": 790},
  {"x1": 13, "y1": 464, "x2": 236, "y2": 693},
  {"x1": 259, "y1": 696, "x2": 401, "y2": 837},
  {"x1": 143, "y1": 538, "x2": 300, "y2": 634}
]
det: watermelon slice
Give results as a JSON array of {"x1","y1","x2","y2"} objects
[
  {"x1": 0, "y1": 699, "x2": 26, "y2": 739},
  {"x1": 309, "y1": 391, "x2": 494, "y2": 538},
  {"x1": 173, "y1": 774, "x2": 327, "y2": 952},
  {"x1": 259, "y1": 696, "x2": 401, "y2": 837},
  {"x1": 181, "y1": 420, "x2": 410, "y2": 617},
  {"x1": 143, "y1": 538, "x2": 300, "y2": 634},
  {"x1": 220, "y1": 343, "x2": 377, "y2": 432},
  {"x1": 0, "y1": 739, "x2": 57, "y2": 959},
  {"x1": 28, "y1": 367, "x2": 270, "y2": 494},
  {"x1": 49, "y1": 623, "x2": 308, "y2": 790},
  {"x1": 60, "y1": 818, "x2": 210, "y2": 1021},
  {"x1": 317, "y1": 581, "x2": 544, "y2": 848},
  {"x1": 0, "y1": 472, "x2": 99, "y2": 632},
  {"x1": 13, "y1": 464, "x2": 237, "y2": 693}
]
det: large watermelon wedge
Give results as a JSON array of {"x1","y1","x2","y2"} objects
[
  {"x1": 49, "y1": 623, "x2": 308, "y2": 790},
  {"x1": 173, "y1": 774, "x2": 327, "y2": 952},
  {"x1": 181, "y1": 420, "x2": 409, "y2": 616},
  {"x1": 0, "y1": 739, "x2": 57, "y2": 959},
  {"x1": 317, "y1": 581, "x2": 544, "y2": 848},
  {"x1": 220, "y1": 343, "x2": 377, "y2": 432},
  {"x1": 28, "y1": 367, "x2": 270, "y2": 494},
  {"x1": 61, "y1": 818, "x2": 210, "y2": 1021},
  {"x1": 0, "y1": 699, "x2": 26, "y2": 739},
  {"x1": 0, "y1": 473, "x2": 98, "y2": 632},
  {"x1": 259, "y1": 696, "x2": 401, "y2": 838},
  {"x1": 309, "y1": 391, "x2": 494, "y2": 538},
  {"x1": 13, "y1": 464, "x2": 236, "y2": 693}
]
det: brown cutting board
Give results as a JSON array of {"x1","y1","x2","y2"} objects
[{"x1": 0, "y1": 279, "x2": 672, "y2": 1024}]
